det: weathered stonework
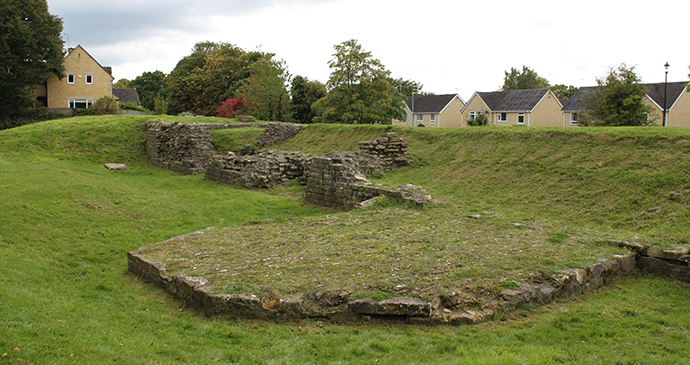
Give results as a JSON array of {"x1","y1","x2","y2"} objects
[
  {"x1": 303, "y1": 155, "x2": 430, "y2": 210},
  {"x1": 205, "y1": 150, "x2": 315, "y2": 189},
  {"x1": 357, "y1": 132, "x2": 412, "y2": 169},
  {"x1": 145, "y1": 121, "x2": 305, "y2": 175},
  {"x1": 128, "y1": 235, "x2": 689, "y2": 325}
]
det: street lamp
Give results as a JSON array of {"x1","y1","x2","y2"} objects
[{"x1": 663, "y1": 62, "x2": 669, "y2": 127}]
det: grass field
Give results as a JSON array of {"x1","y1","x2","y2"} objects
[{"x1": 1, "y1": 115, "x2": 689, "y2": 364}]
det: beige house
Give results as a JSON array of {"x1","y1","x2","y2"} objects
[
  {"x1": 461, "y1": 89, "x2": 562, "y2": 127},
  {"x1": 643, "y1": 82, "x2": 690, "y2": 127},
  {"x1": 392, "y1": 94, "x2": 465, "y2": 127},
  {"x1": 35, "y1": 45, "x2": 114, "y2": 109},
  {"x1": 562, "y1": 82, "x2": 690, "y2": 127}
]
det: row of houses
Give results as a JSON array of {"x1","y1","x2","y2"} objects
[
  {"x1": 33, "y1": 45, "x2": 140, "y2": 110},
  {"x1": 35, "y1": 45, "x2": 689, "y2": 128},
  {"x1": 393, "y1": 82, "x2": 690, "y2": 128}
]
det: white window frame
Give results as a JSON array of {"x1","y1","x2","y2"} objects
[
  {"x1": 67, "y1": 73, "x2": 75, "y2": 84},
  {"x1": 68, "y1": 98, "x2": 94, "y2": 109},
  {"x1": 517, "y1": 113, "x2": 525, "y2": 125},
  {"x1": 85, "y1": 74, "x2": 93, "y2": 84},
  {"x1": 570, "y1": 112, "x2": 579, "y2": 125},
  {"x1": 497, "y1": 112, "x2": 507, "y2": 122},
  {"x1": 430, "y1": 114, "x2": 436, "y2": 124},
  {"x1": 416, "y1": 114, "x2": 423, "y2": 122},
  {"x1": 469, "y1": 111, "x2": 477, "y2": 120}
]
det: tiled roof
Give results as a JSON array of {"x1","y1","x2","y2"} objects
[
  {"x1": 562, "y1": 82, "x2": 688, "y2": 111},
  {"x1": 113, "y1": 88, "x2": 141, "y2": 104},
  {"x1": 644, "y1": 82, "x2": 687, "y2": 110},
  {"x1": 561, "y1": 86, "x2": 597, "y2": 111},
  {"x1": 476, "y1": 91, "x2": 510, "y2": 110},
  {"x1": 494, "y1": 89, "x2": 551, "y2": 112},
  {"x1": 404, "y1": 94, "x2": 459, "y2": 113}
]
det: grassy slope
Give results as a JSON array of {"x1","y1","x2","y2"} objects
[{"x1": 1, "y1": 117, "x2": 689, "y2": 364}]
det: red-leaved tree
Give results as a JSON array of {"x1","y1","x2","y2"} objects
[{"x1": 215, "y1": 97, "x2": 244, "y2": 118}]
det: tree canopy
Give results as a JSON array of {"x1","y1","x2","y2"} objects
[
  {"x1": 501, "y1": 66, "x2": 550, "y2": 91},
  {"x1": 164, "y1": 42, "x2": 274, "y2": 115},
  {"x1": 234, "y1": 58, "x2": 291, "y2": 121},
  {"x1": 0, "y1": 0, "x2": 64, "y2": 119},
  {"x1": 313, "y1": 39, "x2": 405, "y2": 124},
  {"x1": 390, "y1": 77, "x2": 424, "y2": 96},
  {"x1": 550, "y1": 84, "x2": 578, "y2": 100},
  {"x1": 290, "y1": 76, "x2": 326, "y2": 123},
  {"x1": 582, "y1": 64, "x2": 653, "y2": 126},
  {"x1": 128, "y1": 71, "x2": 167, "y2": 111}
]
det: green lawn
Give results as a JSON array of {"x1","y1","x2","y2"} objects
[{"x1": 1, "y1": 116, "x2": 689, "y2": 364}]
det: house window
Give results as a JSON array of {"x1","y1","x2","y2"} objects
[
  {"x1": 67, "y1": 73, "x2": 75, "y2": 84},
  {"x1": 85, "y1": 74, "x2": 93, "y2": 84},
  {"x1": 517, "y1": 113, "x2": 525, "y2": 125},
  {"x1": 469, "y1": 111, "x2": 477, "y2": 120},
  {"x1": 416, "y1": 114, "x2": 423, "y2": 122},
  {"x1": 68, "y1": 99, "x2": 94, "y2": 109},
  {"x1": 497, "y1": 112, "x2": 507, "y2": 122},
  {"x1": 570, "y1": 112, "x2": 579, "y2": 125},
  {"x1": 430, "y1": 114, "x2": 436, "y2": 124}
]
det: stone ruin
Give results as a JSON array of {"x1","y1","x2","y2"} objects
[
  {"x1": 146, "y1": 121, "x2": 306, "y2": 175},
  {"x1": 134, "y1": 121, "x2": 690, "y2": 325},
  {"x1": 127, "y1": 237, "x2": 690, "y2": 325},
  {"x1": 146, "y1": 121, "x2": 429, "y2": 210}
]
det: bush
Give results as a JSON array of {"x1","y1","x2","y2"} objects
[
  {"x1": 75, "y1": 96, "x2": 119, "y2": 116},
  {"x1": 468, "y1": 113, "x2": 489, "y2": 126},
  {"x1": 0, "y1": 108, "x2": 69, "y2": 130},
  {"x1": 119, "y1": 102, "x2": 150, "y2": 112},
  {"x1": 154, "y1": 96, "x2": 168, "y2": 115}
]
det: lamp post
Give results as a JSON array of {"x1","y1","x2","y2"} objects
[{"x1": 663, "y1": 62, "x2": 669, "y2": 127}]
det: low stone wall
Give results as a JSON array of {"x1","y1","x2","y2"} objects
[
  {"x1": 146, "y1": 121, "x2": 305, "y2": 175},
  {"x1": 357, "y1": 132, "x2": 412, "y2": 169},
  {"x1": 129, "y1": 237, "x2": 674, "y2": 324},
  {"x1": 303, "y1": 155, "x2": 430, "y2": 210},
  {"x1": 205, "y1": 150, "x2": 315, "y2": 189}
]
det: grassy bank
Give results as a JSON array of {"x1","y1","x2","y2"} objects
[{"x1": 1, "y1": 116, "x2": 689, "y2": 364}]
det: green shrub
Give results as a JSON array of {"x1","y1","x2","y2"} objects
[
  {"x1": 75, "y1": 96, "x2": 120, "y2": 116},
  {"x1": 0, "y1": 108, "x2": 68, "y2": 130},
  {"x1": 119, "y1": 102, "x2": 150, "y2": 112},
  {"x1": 468, "y1": 113, "x2": 489, "y2": 126},
  {"x1": 154, "y1": 96, "x2": 168, "y2": 115}
]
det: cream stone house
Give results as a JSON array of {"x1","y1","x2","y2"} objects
[
  {"x1": 392, "y1": 94, "x2": 465, "y2": 127},
  {"x1": 461, "y1": 89, "x2": 562, "y2": 127},
  {"x1": 643, "y1": 82, "x2": 690, "y2": 127},
  {"x1": 35, "y1": 45, "x2": 114, "y2": 109},
  {"x1": 562, "y1": 82, "x2": 690, "y2": 127}
]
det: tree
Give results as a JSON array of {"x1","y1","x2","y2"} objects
[
  {"x1": 129, "y1": 71, "x2": 166, "y2": 111},
  {"x1": 501, "y1": 66, "x2": 550, "y2": 91},
  {"x1": 550, "y1": 84, "x2": 578, "y2": 100},
  {"x1": 0, "y1": 0, "x2": 64, "y2": 119},
  {"x1": 235, "y1": 58, "x2": 291, "y2": 121},
  {"x1": 313, "y1": 39, "x2": 405, "y2": 124},
  {"x1": 215, "y1": 97, "x2": 243, "y2": 118},
  {"x1": 390, "y1": 77, "x2": 424, "y2": 96},
  {"x1": 164, "y1": 42, "x2": 274, "y2": 115},
  {"x1": 113, "y1": 79, "x2": 131, "y2": 88},
  {"x1": 290, "y1": 76, "x2": 326, "y2": 123},
  {"x1": 581, "y1": 64, "x2": 653, "y2": 126}
]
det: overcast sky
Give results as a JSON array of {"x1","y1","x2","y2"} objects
[{"x1": 46, "y1": 0, "x2": 689, "y2": 100}]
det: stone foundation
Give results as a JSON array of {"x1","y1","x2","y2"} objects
[{"x1": 128, "y1": 237, "x2": 689, "y2": 325}]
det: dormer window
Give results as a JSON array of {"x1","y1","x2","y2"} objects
[
  {"x1": 86, "y1": 74, "x2": 93, "y2": 84},
  {"x1": 67, "y1": 73, "x2": 75, "y2": 84}
]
